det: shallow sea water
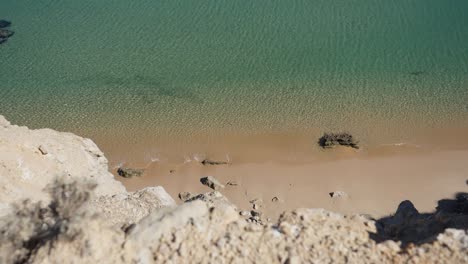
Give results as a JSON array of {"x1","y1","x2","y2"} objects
[{"x1": 1, "y1": 0, "x2": 468, "y2": 158}]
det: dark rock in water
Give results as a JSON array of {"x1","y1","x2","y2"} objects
[
  {"x1": 0, "y1": 20, "x2": 11, "y2": 28},
  {"x1": 0, "y1": 29, "x2": 14, "y2": 38},
  {"x1": 0, "y1": 38, "x2": 7, "y2": 45},
  {"x1": 200, "y1": 176, "x2": 225, "y2": 190},
  {"x1": 409, "y1": 71, "x2": 425, "y2": 76},
  {"x1": 201, "y1": 159, "x2": 230, "y2": 166},
  {"x1": 318, "y1": 132, "x2": 359, "y2": 149},
  {"x1": 117, "y1": 167, "x2": 144, "y2": 178}
]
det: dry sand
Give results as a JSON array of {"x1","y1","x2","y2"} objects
[{"x1": 102, "y1": 128, "x2": 468, "y2": 219}]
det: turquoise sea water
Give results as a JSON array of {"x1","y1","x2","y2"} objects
[{"x1": 1, "y1": 1, "x2": 468, "y2": 146}]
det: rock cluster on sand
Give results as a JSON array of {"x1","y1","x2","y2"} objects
[
  {"x1": 0, "y1": 20, "x2": 14, "y2": 45},
  {"x1": 318, "y1": 132, "x2": 359, "y2": 149},
  {"x1": 0, "y1": 115, "x2": 467, "y2": 263}
]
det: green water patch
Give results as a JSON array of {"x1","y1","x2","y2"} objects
[{"x1": 0, "y1": 0, "x2": 467, "y2": 141}]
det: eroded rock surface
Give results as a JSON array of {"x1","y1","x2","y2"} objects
[
  {"x1": 90, "y1": 186, "x2": 176, "y2": 227},
  {"x1": 0, "y1": 115, "x2": 125, "y2": 216}
]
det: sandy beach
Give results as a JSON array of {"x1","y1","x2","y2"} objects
[{"x1": 103, "y1": 127, "x2": 468, "y2": 219}]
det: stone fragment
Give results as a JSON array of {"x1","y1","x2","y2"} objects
[
  {"x1": 117, "y1": 167, "x2": 144, "y2": 178},
  {"x1": 329, "y1": 191, "x2": 348, "y2": 199},
  {"x1": 226, "y1": 181, "x2": 238, "y2": 186},
  {"x1": 201, "y1": 159, "x2": 230, "y2": 166},
  {"x1": 38, "y1": 145, "x2": 48, "y2": 155},
  {"x1": 200, "y1": 176, "x2": 225, "y2": 190}
]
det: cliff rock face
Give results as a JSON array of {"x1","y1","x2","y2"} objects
[
  {"x1": 0, "y1": 115, "x2": 127, "y2": 215},
  {"x1": 90, "y1": 186, "x2": 177, "y2": 227}
]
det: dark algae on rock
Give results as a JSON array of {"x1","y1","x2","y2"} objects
[{"x1": 318, "y1": 132, "x2": 359, "y2": 149}]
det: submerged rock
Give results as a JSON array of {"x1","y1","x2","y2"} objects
[
  {"x1": 0, "y1": 38, "x2": 7, "y2": 45},
  {"x1": 318, "y1": 132, "x2": 359, "y2": 149},
  {"x1": 117, "y1": 167, "x2": 144, "y2": 178},
  {"x1": 409, "y1": 71, "x2": 425, "y2": 76},
  {"x1": 200, "y1": 176, "x2": 225, "y2": 190},
  {"x1": 0, "y1": 29, "x2": 14, "y2": 38},
  {"x1": 0, "y1": 20, "x2": 11, "y2": 28}
]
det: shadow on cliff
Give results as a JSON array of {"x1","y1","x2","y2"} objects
[{"x1": 369, "y1": 192, "x2": 468, "y2": 246}]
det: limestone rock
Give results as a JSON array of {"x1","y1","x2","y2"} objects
[
  {"x1": 90, "y1": 186, "x2": 176, "y2": 227},
  {"x1": 0, "y1": 115, "x2": 125, "y2": 216},
  {"x1": 178, "y1": 191, "x2": 194, "y2": 202}
]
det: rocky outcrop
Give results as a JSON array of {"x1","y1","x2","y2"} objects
[
  {"x1": 0, "y1": 115, "x2": 126, "y2": 216},
  {"x1": 1, "y1": 174, "x2": 467, "y2": 263},
  {"x1": 0, "y1": 178, "x2": 126, "y2": 264},
  {"x1": 90, "y1": 186, "x2": 176, "y2": 227}
]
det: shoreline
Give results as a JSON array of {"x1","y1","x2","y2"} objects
[
  {"x1": 104, "y1": 129, "x2": 468, "y2": 219},
  {"x1": 1, "y1": 114, "x2": 467, "y2": 263}
]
